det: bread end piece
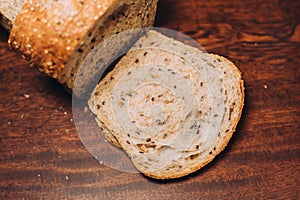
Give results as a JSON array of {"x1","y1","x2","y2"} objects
[{"x1": 8, "y1": 0, "x2": 158, "y2": 95}]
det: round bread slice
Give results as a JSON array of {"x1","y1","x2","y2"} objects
[
  {"x1": 88, "y1": 30, "x2": 244, "y2": 179},
  {"x1": 95, "y1": 31, "x2": 244, "y2": 149},
  {"x1": 8, "y1": 0, "x2": 158, "y2": 97}
]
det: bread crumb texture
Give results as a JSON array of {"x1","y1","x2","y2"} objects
[{"x1": 88, "y1": 30, "x2": 244, "y2": 179}]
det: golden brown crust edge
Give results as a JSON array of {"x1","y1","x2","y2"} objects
[{"x1": 8, "y1": 0, "x2": 117, "y2": 79}]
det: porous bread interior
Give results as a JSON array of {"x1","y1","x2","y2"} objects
[
  {"x1": 60, "y1": 0, "x2": 158, "y2": 97},
  {"x1": 100, "y1": 31, "x2": 244, "y2": 150},
  {"x1": 88, "y1": 30, "x2": 244, "y2": 179}
]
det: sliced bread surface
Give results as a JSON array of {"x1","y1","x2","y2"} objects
[
  {"x1": 96, "y1": 31, "x2": 244, "y2": 149},
  {"x1": 88, "y1": 30, "x2": 244, "y2": 179}
]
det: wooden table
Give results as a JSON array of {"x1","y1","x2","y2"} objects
[{"x1": 1, "y1": 0, "x2": 299, "y2": 199}]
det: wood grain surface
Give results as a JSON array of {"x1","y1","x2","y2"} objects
[{"x1": 1, "y1": 0, "x2": 299, "y2": 199}]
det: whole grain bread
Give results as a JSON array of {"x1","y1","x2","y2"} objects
[
  {"x1": 8, "y1": 0, "x2": 158, "y2": 97},
  {"x1": 88, "y1": 30, "x2": 244, "y2": 179}
]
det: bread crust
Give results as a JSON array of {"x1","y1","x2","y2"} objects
[{"x1": 9, "y1": 0, "x2": 120, "y2": 78}]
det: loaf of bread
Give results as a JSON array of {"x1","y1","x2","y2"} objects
[
  {"x1": 8, "y1": 0, "x2": 158, "y2": 97},
  {"x1": 88, "y1": 30, "x2": 244, "y2": 179}
]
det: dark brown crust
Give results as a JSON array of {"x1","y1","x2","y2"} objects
[{"x1": 8, "y1": 0, "x2": 117, "y2": 79}]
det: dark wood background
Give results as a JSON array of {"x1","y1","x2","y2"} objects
[{"x1": 1, "y1": 0, "x2": 299, "y2": 199}]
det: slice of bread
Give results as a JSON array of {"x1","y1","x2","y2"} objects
[
  {"x1": 96, "y1": 31, "x2": 244, "y2": 148},
  {"x1": 88, "y1": 30, "x2": 244, "y2": 179},
  {"x1": 8, "y1": 0, "x2": 158, "y2": 97}
]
